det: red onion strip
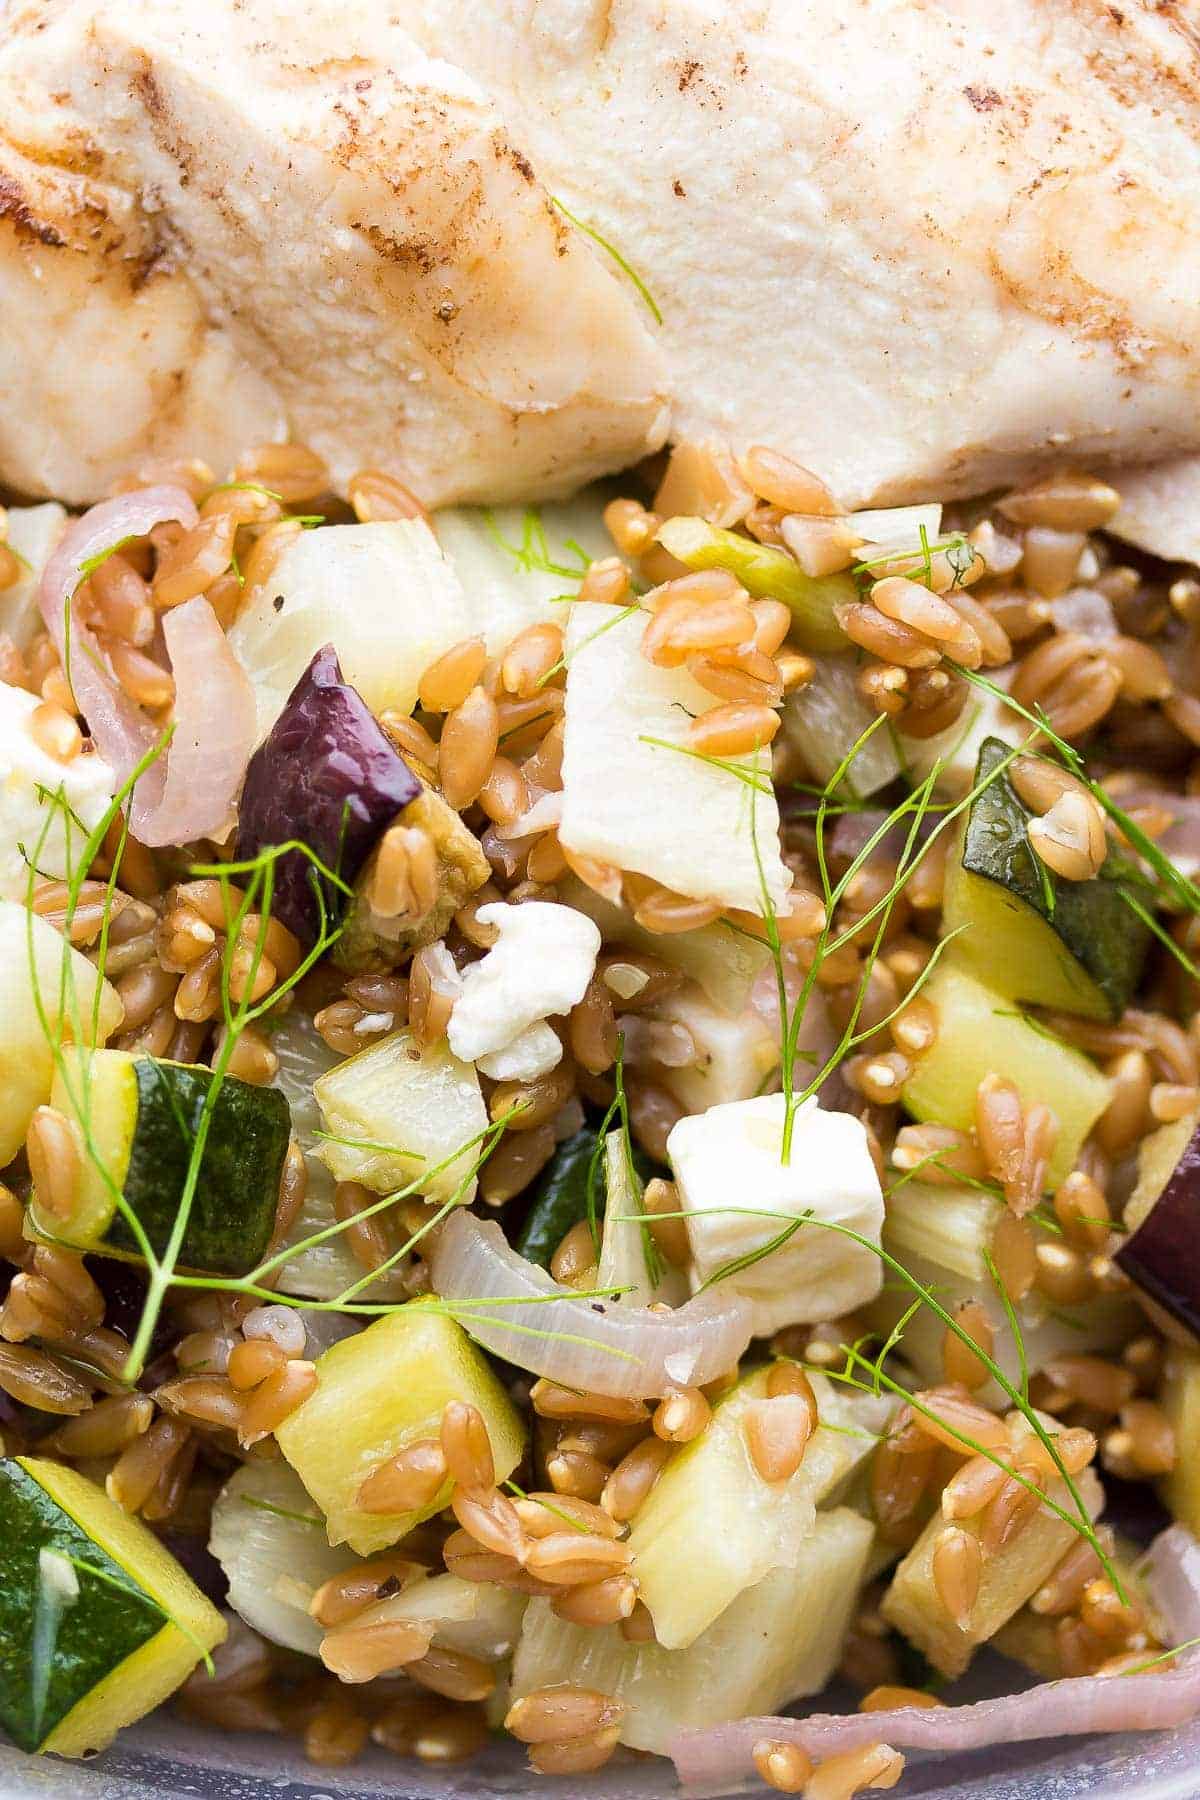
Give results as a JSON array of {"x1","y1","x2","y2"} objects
[
  {"x1": 39, "y1": 488, "x2": 254, "y2": 846},
  {"x1": 429, "y1": 1209, "x2": 752, "y2": 1397},
  {"x1": 673, "y1": 1524, "x2": 1200, "y2": 1785}
]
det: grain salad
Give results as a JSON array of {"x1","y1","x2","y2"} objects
[{"x1": 1, "y1": 433, "x2": 1200, "y2": 1800}]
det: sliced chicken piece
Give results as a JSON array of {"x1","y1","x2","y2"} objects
[
  {"x1": 1110, "y1": 458, "x2": 1200, "y2": 567},
  {"x1": 0, "y1": 90, "x2": 284, "y2": 503},
  {"x1": 0, "y1": 0, "x2": 667, "y2": 504},
  {"x1": 409, "y1": 0, "x2": 1200, "y2": 506}
]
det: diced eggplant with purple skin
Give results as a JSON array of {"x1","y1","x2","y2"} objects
[
  {"x1": 1116, "y1": 1107, "x2": 1200, "y2": 1340},
  {"x1": 235, "y1": 646, "x2": 419, "y2": 947}
]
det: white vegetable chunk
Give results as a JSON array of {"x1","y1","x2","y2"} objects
[
  {"x1": 210, "y1": 1461, "x2": 346, "y2": 1656},
  {"x1": 668, "y1": 1094, "x2": 884, "y2": 1335},
  {"x1": 229, "y1": 520, "x2": 472, "y2": 740},
  {"x1": 559, "y1": 604, "x2": 790, "y2": 916},
  {"x1": 847, "y1": 502, "x2": 942, "y2": 547},
  {"x1": 649, "y1": 985, "x2": 780, "y2": 1117},
  {"x1": 315, "y1": 1028, "x2": 488, "y2": 1205},
  {"x1": 0, "y1": 682, "x2": 114, "y2": 900},
  {"x1": 433, "y1": 494, "x2": 611, "y2": 652},
  {"x1": 2, "y1": 503, "x2": 68, "y2": 648},
  {"x1": 0, "y1": 902, "x2": 123, "y2": 1165},
  {"x1": 447, "y1": 901, "x2": 599, "y2": 1065},
  {"x1": 510, "y1": 1509, "x2": 873, "y2": 1755}
]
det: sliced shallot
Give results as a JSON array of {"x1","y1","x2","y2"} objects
[{"x1": 429, "y1": 1209, "x2": 752, "y2": 1398}]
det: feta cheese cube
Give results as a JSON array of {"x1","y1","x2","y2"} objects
[
  {"x1": 476, "y1": 1022, "x2": 563, "y2": 1082},
  {"x1": 447, "y1": 901, "x2": 600, "y2": 1065},
  {"x1": 667, "y1": 1094, "x2": 884, "y2": 1335},
  {"x1": 0, "y1": 682, "x2": 114, "y2": 900}
]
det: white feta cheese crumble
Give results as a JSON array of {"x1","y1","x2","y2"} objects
[
  {"x1": 447, "y1": 901, "x2": 600, "y2": 1066},
  {"x1": 667, "y1": 1093, "x2": 884, "y2": 1335},
  {"x1": 0, "y1": 682, "x2": 114, "y2": 900},
  {"x1": 476, "y1": 1022, "x2": 563, "y2": 1082}
]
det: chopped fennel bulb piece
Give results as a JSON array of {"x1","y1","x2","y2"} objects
[
  {"x1": 269, "y1": 1008, "x2": 406, "y2": 1301},
  {"x1": 446, "y1": 901, "x2": 599, "y2": 1065},
  {"x1": 339, "y1": 1570, "x2": 527, "y2": 1665},
  {"x1": 314, "y1": 1028, "x2": 487, "y2": 1205},
  {"x1": 209, "y1": 1461, "x2": 346, "y2": 1656},
  {"x1": 902, "y1": 670, "x2": 1022, "y2": 795},
  {"x1": 597, "y1": 1130, "x2": 687, "y2": 1309},
  {"x1": 0, "y1": 903, "x2": 123, "y2": 1166},
  {"x1": 476, "y1": 1021, "x2": 563, "y2": 1081},
  {"x1": 432, "y1": 494, "x2": 611, "y2": 652},
  {"x1": 668, "y1": 1094, "x2": 884, "y2": 1334},
  {"x1": 848, "y1": 503, "x2": 942, "y2": 548},
  {"x1": 628, "y1": 1367, "x2": 892, "y2": 1648},
  {"x1": 229, "y1": 520, "x2": 472, "y2": 740},
  {"x1": 2, "y1": 503, "x2": 67, "y2": 648},
  {"x1": 559, "y1": 875, "x2": 770, "y2": 1013},
  {"x1": 865, "y1": 1179, "x2": 1138, "y2": 1404},
  {"x1": 559, "y1": 603, "x2": 791, "y2": 916},
  {"x1": 0, "y1": 682, "x2": 115, "y2": 900},
  {"x1": 510, "y1": 1508, "x2": 873, "y2": 1755},
  {"x1": 649, "y1": 983, "x2": 780, "y2": 1116},
  {"x1": 781, "y1": 654, "x2": 901, "y2": 797}
]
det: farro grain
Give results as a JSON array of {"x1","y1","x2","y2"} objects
[
  {"x1": 652, "y1": 1384, "x2": 710, "y2": 1443},
  {"x1": 740, "y1": 446, "x2": 839, "y2": 516},
  {"x1": 891, "y1": 1122, "x2": 985, "y2": 1185},
  {"x1": 379, "y1": 709, "x2": 440, "y2": 770},
  {"x1": 991, "y1": 1210, "x2": 1037, "y2": 1302},
  {"x1": 835, "y1": 602, "x2": 942, "y2": 670},
  {"x1": 357, "y1": 1439, "x2": 448, "y2": 1515},
  {"x1": 941, "y1": 1453, "x2": 1009, "y2": 1521},
  {"x1": 0, "y1": 1342, "x2": 92, "y2": 1414},
  {"x1": 479, "y1": 1122, "x2": 557, "y2": 1205},
  {"x1": 999, "y1": 473, "x2": 1120, "y2": 533},
  {"x1": 805, "y1": 1742, "x2": 905, "y2": 1798},
  {"x1": 348, "y1": 469, "x2": 428, "y2": 524},
  {"x1": 552, "y1": 1573, "x2": 639, "y2": 1628},
  {"x1": 235, "y1": 443, "x2": 329, "y2": 504},
  {"x1": 870, "y1": 1429, "x2": 936, "y2": 1539},
  {"x1": 451, "y1": 1486, "x2": 527, "y2": 1562},
  {"x1": 604, "y1": 498, "x2": 659, "y2": 556},
  {"x1": 896, "y1": 669, "x2": 969, "y2": 739},
  {"x1": 506, "y1": 1686, "x2": 624, "y2": 1745},
  {"x1": 687, "y1": 701, "x2": 780, "y2": 755},
  {"x1": 1116, "y1": 1399, "x2": 1176, "y2": 1475},
  {"x1": 25, "y1": 1105, "x2": 81, "y2": 1222},
  {"x1": 932, "y1": 1525, "x2": 981, "y2": 1627},
  {"x1": 980, "y1": 1466, "x2": 1043, "y2": 1556},
  {"x1": 310, "y1": 1554, "x2": 419, "y2": 1629},
  {"x1": 501, "y1": 623, "x2": 564, "y2": 699},
  {"x1": 641, "y1": 590, "x2": 755, "y2": 669},
  {"x1": 545, "y1": 1447, "x2": 610, "y2": 1501},
  {"x1": 438, "y1": 686, "x2": 500, "y2": 809},
  {"x1": 227, "y1": 1338, "x2": 288, "y2": 1391},
  {"x1": 688, "y1": 647, "x2": 784, "y2": 707},
  {"x1": 627, "y1": 1078, "x2": 685, "y2": 1162},
  {"x1": 941, "y1": 1301, "x2": 994, "y2": 1392},
  {"x1": 153, "y1": 513, "x2": 237, "y2": 609},
  {"x1": 478, "y1": 756, "x2": 529, "y2": 827},
  {"x1": 744, "y1": 1393, "x2": 814, "y2": 1482},
  {"x1": 1034, "y1": 1241, "x2": 1095, "y2": 1306},
  {"x1": 1027, "y1": 791, "x2": 1106, "y2": 880},
  {"x1": 441, "y1": 1400, "x2": 496, "y2": 1491},
  {"x1": 578, "y1": 556, "x2": 632, "y2": 605},
  {"x1": 601, "y1": 1436, "x2": 671, "y2": 1522},
  {"x1": 408, "y1": 943, "x2": 461, "y2": 1048},
  {"x1": 532, "y1": 1379, "x2": 649, "y2": 1425},
  {"x1": 1020, "y1": 527, "x2": 1086, "y2": 599},
  {"x1": 529, "y1": 1726, "x2": 622, "y2": 1776},
  {"x1": 975, "y1": 1074, "x2": 1024, "y2": 1191},
  {"x1": 627, "y1": 880, "x2": 723, "y2": 934},
  {"x1": 753, "y1": 1739, "x2": 814, "y2": 1793},
  {"x1": 912, "y1": 1390, "x2": 1010, "y2": 1456},
  {"x1": 861, "y1": 1686, "x2": 944, "y2": 1712},
  {"x1": 549, "y1": 1218, "x2": 600, "y2": 1287},
  {"x1": 1096, "y1": 1050, "x2": 1153, "y2": 1156},
  {"x1": 238, "y1": 1360, "x2": 316, "y2": 1445},
  {"x1": 777, "y1": 649, "x2": 816, "y2": 691},
  {"x1": 641, "y1": 1176, "x2": 690, "y2": 1267},
  {"x1": 871, "y1": 577, "x2": 981, "y2": 660},
  {"x1": 304, "y1": 1694, "x2": 371, "y2": 1766},
  {"x1": 1040, "y1": 1354, "x2": 1134, "y2": 1414},
  {"x1": 320, "y1": 1618, "x2": 433, "y2": 1683},
  {"x1": 513, "y1": 1494, "x2": 618, "y2": 1540},
  {"x1": 107, "y1": 1416, "x2": 189, "y2": 1511}
]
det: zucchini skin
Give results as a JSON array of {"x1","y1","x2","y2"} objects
[
  {"x1": 0, "y1": 1459, "x2": 163, "y2": 1751},
  {"x1": 102, "y1": 1060, "x2": 290, "y2": 1275},
  {"x1": 515, "y1": 1127, "x2": 657, "y2": 1270},
  {"x1": 955, "y1": 738, "x2": 1151, "y2": 1020}
]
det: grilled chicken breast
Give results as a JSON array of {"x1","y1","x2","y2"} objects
[
  {"x1": 2, "y1": 0, "x2": 1199, "y2": 514},
  {"x1": 0, "y1": 0, "x2": 668, "y2": 504}
]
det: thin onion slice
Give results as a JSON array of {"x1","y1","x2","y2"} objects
[
  {"x1": 39, "y1": 488, "x2": 255, "y2": 846},
  {"x1": 429, "y1": 1209, "x2": 752, "y2": 1397},
  {"x1": 672, "y1": 1523, "x2": 1200, "y2": 1785}
]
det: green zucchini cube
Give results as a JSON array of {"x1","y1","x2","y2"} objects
[{"x1": 0, "y1": 1456, "x2": 224, "y2": 1756}]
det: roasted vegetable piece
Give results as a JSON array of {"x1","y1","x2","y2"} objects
[
  {"x1": 1116, "y1": 1107, "x2": 1200, "y2": 1340},
  {"x1": 275, "y1": 1300, "x2": 525, "y2": 1556},
  {"x1": 942, "y1": 738, "x2": 1151, "y2": 1020},
  {"x1": 901, "y1": 955, "x2": 1111, "y2": 1187},
  {"x1": 234, "y1": 644, "x2": 419, "y2": 946},
  {"x1": 881, "y1": 1465, "x2": 1104, "y2": 1679},
  {"x1": 655, "y1": 516, "x2": 853, "y2": 652},
  {"x1": 515, "y1": 1126, "x2": 658, "y2": 1271},
  {"x1": 335, "y1": 769, "x2": 490, "y2": 972},
  {"x1": 28, "y1": 1048, "x2": 289, "y2": 1276},
  {"x1": 0, "y1": 1455, "x2": 224, "y2": 1756}
]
